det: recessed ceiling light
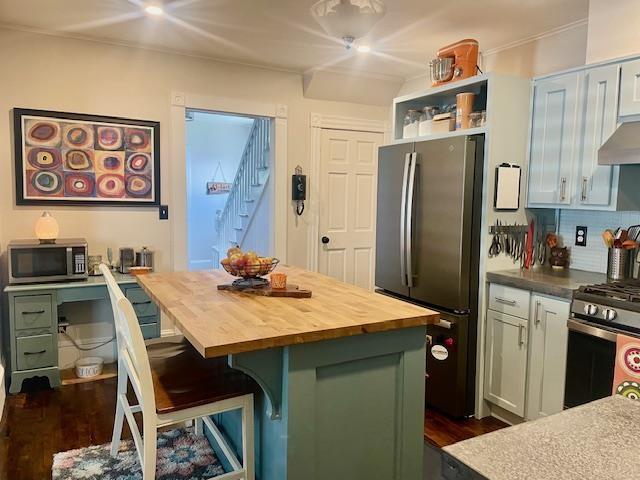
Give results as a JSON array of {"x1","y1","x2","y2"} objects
[
  {"x1": 144, "y1": 4, "x2": 164, "y2": 16},
  {"x1": 357, "y1": 45, "x2": 371, "y2": 53}
]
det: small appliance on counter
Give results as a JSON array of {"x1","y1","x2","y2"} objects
[
  {"x1": 8, "y1": 238, "x2": 88, "y2": 284},
  {"x1": 136, "y1": 246, "x2": 154, "y2": 270},
  {"x1": 119, "y1": 247, "x2": 135, "y2": 274},
  {"x1": 429, "y1": 39, "x2": 479, "y2": 87}
]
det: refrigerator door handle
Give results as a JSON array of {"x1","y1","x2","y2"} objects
[
  {"x1": 400, "y1": 152, "x2": 411, "y2": 286},
  {"x1": 406, "y1": 152, "x2": 417, "y2": 288}
]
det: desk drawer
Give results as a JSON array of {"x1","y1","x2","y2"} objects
[
  {"x1": 14, "y1": 295, "x2": 53, "y2": 330},
  {"x1": 488, "y1": 283, "x2": 530, "y2": 319},
  {"x1": 16, "y1": 334, "x2": 55, "y2": 370},
  {"x1": 140, "y1": 322, "x2": 159, "y2": 339},
  {"x1": 126, "y1": 288, "x2": 158, "y2": 317}
]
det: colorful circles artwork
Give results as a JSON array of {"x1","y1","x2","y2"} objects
[
  {"x1": 97, "y1": 174, "x2": 125, "y2": 198},
  {"x1": 125, "y1": 175, "x2": 152, "y2": 197},
  {"x1": 19, "y1": 114, "x2": 156, "y2": 203},
  {"x1": 65, "y1": 150, "x2": 93, "y2": 170},
  {"x1": 64, "y1": 172, "x2": 96, "y2": 197},
  {"x1": 27, "y1": 147, "x2": 62, "y2": 170},
  {"x1": 31, "y1": 171, "x2": 63, "y2": 195},
  {"x1": 616, "y1": 381, "x2": 640, "y2": 400}
]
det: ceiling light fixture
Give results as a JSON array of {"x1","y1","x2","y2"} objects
[
  {"x1": 357, "y1": 44, "x2": 371, "y2": 53},
  {"x1": 144, "y1": 4, "x2": 164, "y2": 16},
  {"x1": 310, "y1": 0, "x2": 386, "y2": 50}
]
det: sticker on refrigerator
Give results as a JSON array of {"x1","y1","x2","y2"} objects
[{"x1": 431, "y1": 345, "x2": 449, "y2": 361}]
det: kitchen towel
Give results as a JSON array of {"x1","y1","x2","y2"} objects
[{"x1": 612, "y1": 333, "x2": 640, "y2": 400}]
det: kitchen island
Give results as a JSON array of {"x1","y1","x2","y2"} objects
[{"x1": 137, "y1": 266, "x2": 438, "y2": 480}]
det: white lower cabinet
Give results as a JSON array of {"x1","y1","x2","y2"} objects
[
  {"x1": 484, "y1": 284, "x2": 570, "y2": 421},
  {"x1": 525, "y1": 294, "x2": 570, "y2": 420},
  {"x1": 484, "y1": 309, "x2": 529, "y2": 417}
]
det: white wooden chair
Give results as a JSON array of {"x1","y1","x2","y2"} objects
[{"x1": 100, "y1": 264, "x2": 255, "y2": 480}]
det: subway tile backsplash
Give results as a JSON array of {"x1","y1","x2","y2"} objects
[{"x1": 558, "y1": 210, "x2": 640, "y2": 273}]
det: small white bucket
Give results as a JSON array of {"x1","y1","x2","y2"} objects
[{"x1": 75, "y1": 356, "x2": 104, "y2": 379}]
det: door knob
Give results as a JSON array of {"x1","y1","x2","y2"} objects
[{"x1": 321, "y1": 236, "x2": 330, "y2": 244}]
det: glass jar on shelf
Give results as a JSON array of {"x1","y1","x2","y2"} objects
[
  {"x1": 402, "y1": 109, "x2": 420, "y2": 139},
  {"x1": 468, "y1": 112, "x2": 483, "y2": 129},
  {"x1": 418, "y1": 106, "x2": 438, "y2": 137}
]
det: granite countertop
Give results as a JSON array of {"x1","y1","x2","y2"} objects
[
  {"x1": 443, "y1": 395, "x2": 639, "y2": 480},
  {"x1": 486, "y1": 268, "x2": 608, "y2": 299}
]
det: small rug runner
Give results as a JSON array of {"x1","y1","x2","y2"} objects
[{"x1": 52, "y1": 427, "x2": 226, "y2": 479}]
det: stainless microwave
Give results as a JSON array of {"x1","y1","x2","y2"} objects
[{"x1": 8, "y1": 238, "x2": 88, "y2": 284}]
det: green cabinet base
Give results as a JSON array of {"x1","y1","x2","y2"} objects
[{"x1": 9, "y1": 366, "x2": 60, "y2": 394}]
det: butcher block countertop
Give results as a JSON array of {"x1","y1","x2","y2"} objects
[{"x1": 137, "y1": 266, "x2": 438, "y2": 358}]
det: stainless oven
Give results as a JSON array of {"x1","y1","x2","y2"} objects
[
  {"x1": 8, "y1": 238, "x2": 88, "y2": 284},
  {"x1": 564, "y1": 319, "x2": 617, "y2": 409}
]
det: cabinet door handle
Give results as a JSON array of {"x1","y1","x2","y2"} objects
[
  {"x1": 22, "y1": 310, "x2": 45, "y2": 315},
  {"x1": 24, "y1": 349, "x2": 46, "y2": 355},
  {"x1": 495, "y1": 297, "x2": 517, "y2": 306},
  {"x1": 560, "y1": 177, "x2": 567, "y2": 201},
  {"x1": 534, "y1": 301, "x2": 541, "y2": 325},
  {"x1": 132, "y1": 301, "x2": 152, "y2": 306},
  {"x1": 581, "y1": 177, "x2": 588, "y2": 202},
  {"x1": 518, "y1": 324, "x2": 526, "y2": 346}
]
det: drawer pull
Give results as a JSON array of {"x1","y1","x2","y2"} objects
[
  {"x1": 22, "y1": 310, "x2": 46, "y2": 315},
  {"x1": 495, "y1": 297, "x2": 517, "y2": 306},
  {"x1": 132, "y1": 301, "x2": 152, "y2": 306},
  {"x1": 24, "y1": 349, "x2": 46, "y2": 355}
]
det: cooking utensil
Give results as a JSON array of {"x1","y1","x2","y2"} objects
[
  {"x1": 489, "y1": 221, "x2": 502, "y2": 257},
  {"x1": 628, "y1": 225, "x2": 640, "y2": 242},
  {"x1": 525, "y1": 220, "x2": 534, "y2": 269},
  {"x1": 602, "y1": 230, "x2": 615, "y2": 248},
  {"x1": 623, "y1": 240, "x2": 639, "y2": 250}
]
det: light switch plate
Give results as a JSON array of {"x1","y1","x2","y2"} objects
[
  {"x1": 159, "y1": 205, "x2": 169, "y2": 220},
  {"x1": 575, "y1": 226, "x2": 587, "y2": 246}
]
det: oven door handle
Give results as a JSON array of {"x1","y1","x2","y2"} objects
[{"x1": 567, "y1": 318, "x2": 617, "y2": 343}]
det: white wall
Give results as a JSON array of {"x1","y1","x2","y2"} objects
[
  {"x1": 586, "y1": 0, "x2": 640, "y2": 64},
  {"x1": 186, "y1": 112, "x2": 253, "y2": 270}
]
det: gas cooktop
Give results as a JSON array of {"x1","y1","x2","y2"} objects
[{"x1": 572, "y1": 280, "x2": 640, "y2": 334}]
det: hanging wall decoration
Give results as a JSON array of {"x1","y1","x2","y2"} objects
[
  {"x1": 206, "y1": 161, "x2": 232, "y2": 195},
  {"x1": 13, "y1": 108, "x2": 160, "y2": 206}
]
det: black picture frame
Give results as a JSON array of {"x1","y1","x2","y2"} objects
[{"x1": 13, "y1": 108, "x2": 161, "y2": 207}]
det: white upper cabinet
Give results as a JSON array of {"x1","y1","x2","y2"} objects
[
  {"x1": 528, "y1": 73, "x2": 580, "y2": 206},
  {"x1": 577, "y1": 65, "x2": 619, "y2": 207},
  {"x1": 619, "y1": 59, "x2": 640, "y2": 117}
]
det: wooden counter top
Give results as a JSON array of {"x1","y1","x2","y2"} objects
[{"x1": 137, "y1": 266, "x2": 438, "y2": 358}]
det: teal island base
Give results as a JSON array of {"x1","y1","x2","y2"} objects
[{"x1": 208, "y1": 326, "x2": 427, "y2": 480}]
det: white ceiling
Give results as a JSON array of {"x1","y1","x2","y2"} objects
[{"x1": 0, "y1": 0, "x2": 589, "y2": 79}]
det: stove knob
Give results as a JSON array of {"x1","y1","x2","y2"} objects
[
  {"x1": 603, "y1": 308, "x2": 617, "y2": 321},
  {"x1": 584, "y1": 304, "x2": 599, "y2": 316}
]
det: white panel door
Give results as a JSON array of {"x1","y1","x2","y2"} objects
[
  {"x1": 528, "y1": 73, "x2": 580, "y2": 206},
  {"x1": 619, "y1": 59, "x2": 640, "y2": 117},
  {"x1": 526, "y1": 295, "x2": 570, "y2": 420},
  {"x1": 484, "y1": 309, "x2": 528, "y2": 417},
  {"x1": 578, "y1": 65, "x2": 619, "y2": 206},
  {"x1": 318, "y1": 129, "x2": 383, "y2": 289}
]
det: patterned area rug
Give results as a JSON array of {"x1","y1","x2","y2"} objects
[{"x1": 52, "y1": 427, "x2": 226, "y2": 479}]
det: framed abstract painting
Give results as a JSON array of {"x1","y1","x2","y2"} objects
[{"x1": 13, "y1": 108, "x2": 160, "y2": 206}]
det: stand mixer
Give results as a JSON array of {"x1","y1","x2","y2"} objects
[{"x1": 430, "y1": 39, "x2": 479, "y2": 87}]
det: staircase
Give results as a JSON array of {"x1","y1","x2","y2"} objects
[{"x1": 213, "y1": 117, "x2": 270, "y2": 268}]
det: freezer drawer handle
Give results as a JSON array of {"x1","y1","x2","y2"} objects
[
  {"x1": 494, "y1": 297, "x2": 517, "y2": 306},
  {"x1": 21, "y1": 310, "x2": 46, "y2": 315}
]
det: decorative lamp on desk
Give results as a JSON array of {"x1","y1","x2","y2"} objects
[{"x1": 34, "y1": 211, "x2": 59, "y2": 244}]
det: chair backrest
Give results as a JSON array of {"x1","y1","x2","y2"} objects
[{"x1": 101, "y1": 264, "x2": 156, "y2": 414}]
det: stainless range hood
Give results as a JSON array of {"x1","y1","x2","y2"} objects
[{"x1": 598, "y1": 122, "x2": 640, "y2": 165}]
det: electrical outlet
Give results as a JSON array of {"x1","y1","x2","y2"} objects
[
  {"x1": 575, "y1": 226, "x2": 587, "y2": 247},
  {"x1": 58, "y1": 323, "x2": 68, "y2": 334}
]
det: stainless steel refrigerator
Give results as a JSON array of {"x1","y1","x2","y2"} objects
[{"x1": 375, "y1": 135, "x2": 484, "y2": 418}]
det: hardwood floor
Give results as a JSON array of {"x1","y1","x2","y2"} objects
[
  {"x1": 424, "y1": 407, "x2": 508, "y2": 448},
  {"x1": 0, "y1": 378, "x2": 507, "y2": 478}
]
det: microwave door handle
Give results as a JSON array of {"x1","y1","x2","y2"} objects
[
  {"x1": 406, "y1": 152, "x2": 417, "y2": 288},
  {"x1": 400, "y1": 153, "x2": 411, "y2": 286},
  {"x1": 66, "y1": 247, "x2": 73, "y2": 276}
]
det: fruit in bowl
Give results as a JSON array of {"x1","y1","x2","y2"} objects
[{"x1": 220, "y1": 247, "x2": 278, "y2": 279}]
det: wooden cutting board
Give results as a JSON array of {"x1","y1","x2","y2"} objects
[{"x1": 217, "y1": 283, "x2": 312, "y2": 298}]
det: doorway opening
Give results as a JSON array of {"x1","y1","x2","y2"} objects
[{"x1": 186, "y1": 109, "x2": 272, "y2": 271}]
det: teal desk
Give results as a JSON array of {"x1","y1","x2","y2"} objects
[{"x1": 3, "y1": 273, "x2": 160, "y2": 394}]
